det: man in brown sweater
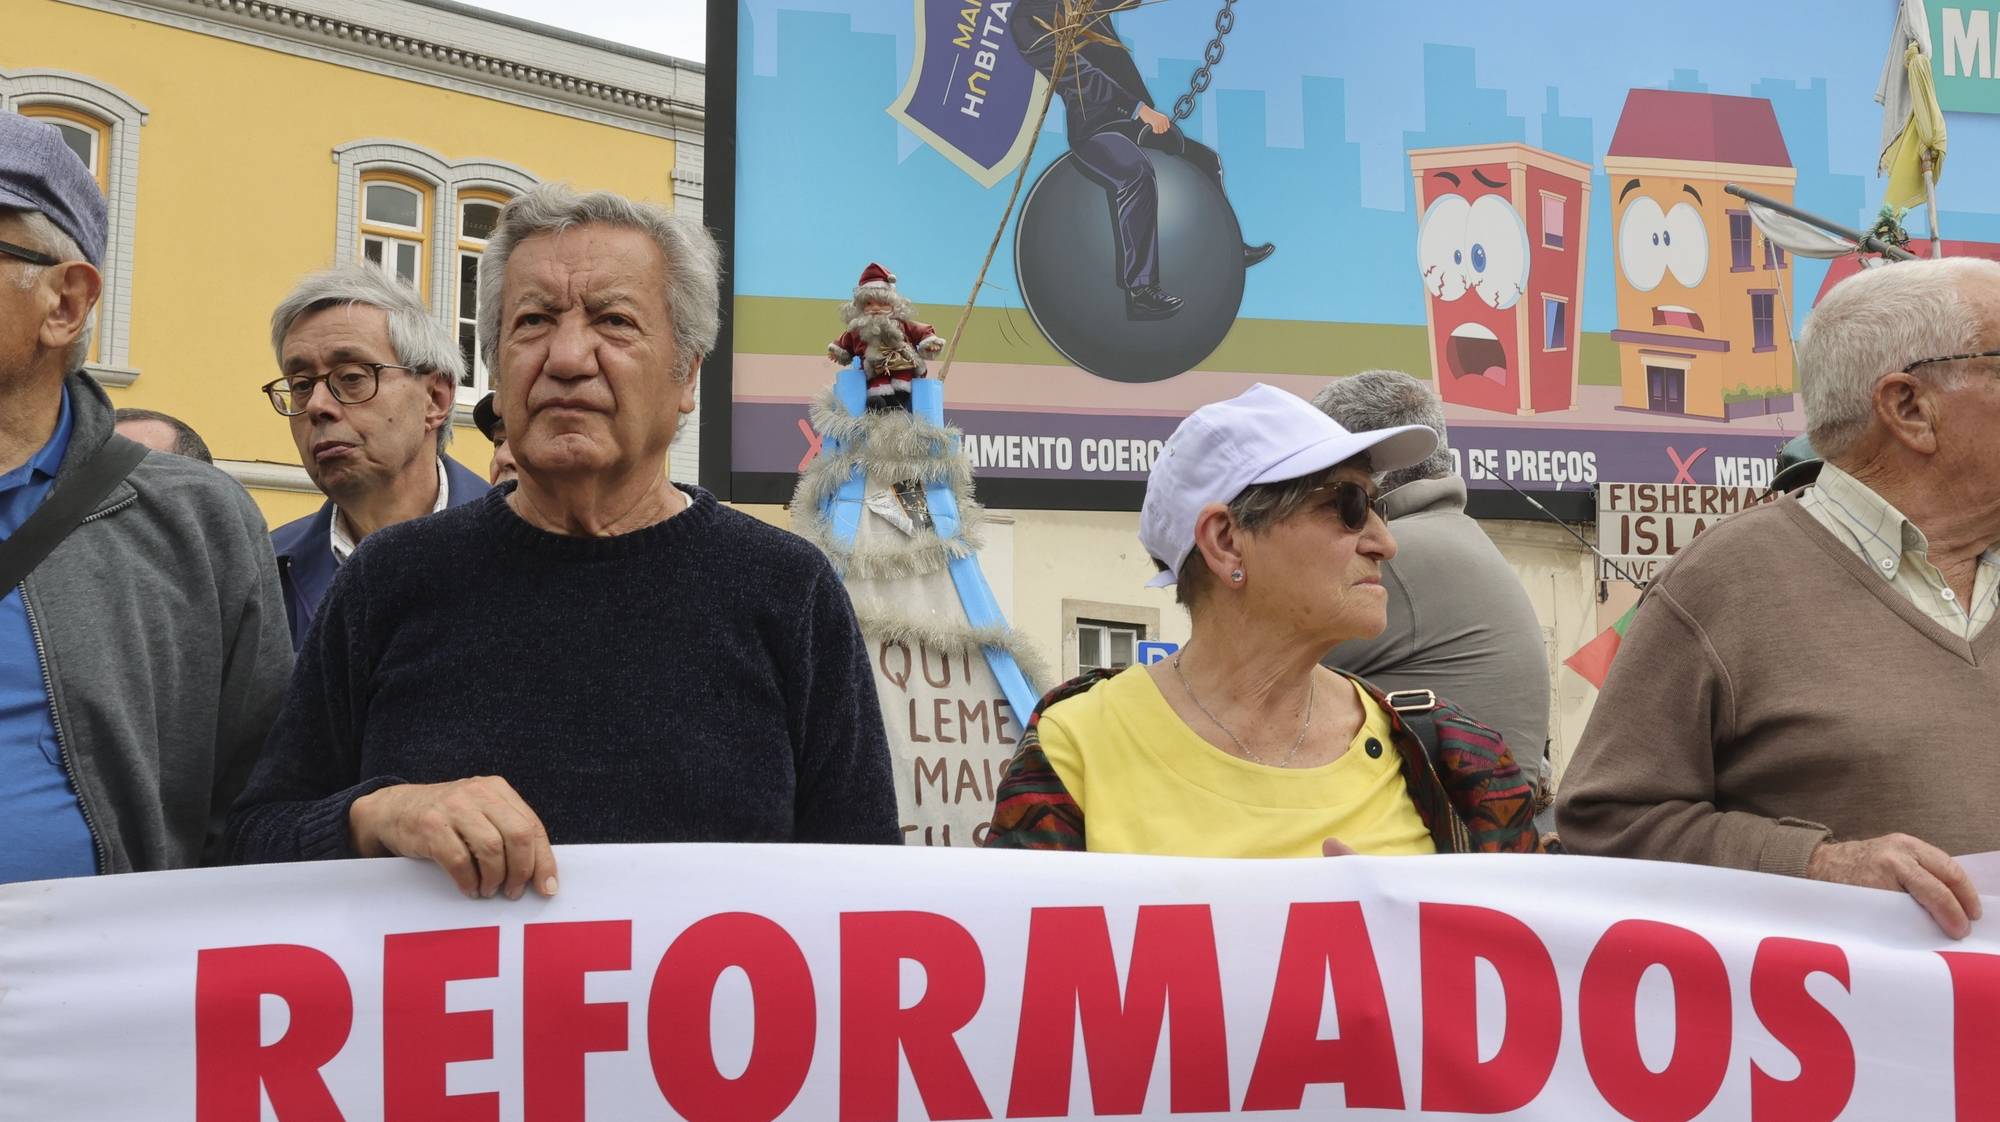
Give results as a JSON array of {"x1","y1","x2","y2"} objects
[{"x1": 1559, "y1": 257, "x2": 2000, "y2": 938}]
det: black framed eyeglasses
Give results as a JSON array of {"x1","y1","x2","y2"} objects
[
  {"x1": 1307, "y1": 480, "x2": 1383, "y2": 533},
  {"x1": 260, "y1": 362, "x2": 418, "y2": 416},
  {"x1": 1904, "y1": 351, "x2": 2000, "y2": 372},
  {"x1": 0, "y1": 238, "x2": 59, "y2": 267}
]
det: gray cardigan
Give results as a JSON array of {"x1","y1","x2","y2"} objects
[{"x1": 19, "y1": 372, "x2": 292, "y2": 873}]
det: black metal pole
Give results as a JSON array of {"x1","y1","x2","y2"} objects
[{"x1": 1723, "y1": 184, "x2": 1917, "y2": 262}]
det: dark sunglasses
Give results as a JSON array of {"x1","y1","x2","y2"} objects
[
  {"x1": 0, "y1": 238, "x2": 60, "y2": 267},
  {"x1": 1306, "y1": 480, "x2": 1382, "y2": 532}
]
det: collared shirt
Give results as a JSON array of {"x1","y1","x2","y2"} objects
[
  {"x1": 0, "y1": 384, "x2": 97, "y2": 883},
  {"x1": 329, "y1": 456, "x2": 450, "y2": 564},
  {"x1": 1798, "y1": 461, "x2": 2000, "y2": 639}
]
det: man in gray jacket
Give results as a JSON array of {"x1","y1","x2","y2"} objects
[
  {"x1": 1314, "y1": 371, "x2": 1552, "y2": 805},
  {"x1": 0, "y1": 113, "x2": 291, "y2": 883}
]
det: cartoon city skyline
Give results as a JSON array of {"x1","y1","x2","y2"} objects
[{"x1": 1408, "y1": 90, "x2": 1800, "y2": 423}]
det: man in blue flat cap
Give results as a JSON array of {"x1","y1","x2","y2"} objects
[{"x1": 0, "y1": 112, "x2": 291, "y2": 884}]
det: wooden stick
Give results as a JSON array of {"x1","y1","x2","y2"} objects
[{"x1": 934, "y1": 1, "x2": 1096, "y2": 384}]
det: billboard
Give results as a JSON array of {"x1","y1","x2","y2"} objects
[{"x1": 710, "y1": 0, "x2": 2000, "y2": 509}]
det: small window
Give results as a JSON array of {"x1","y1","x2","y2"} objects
[
  {"x1": 1078, "y1": 619, "x2": 1144, "y2": 673},
  {"x1": 1751, "y1": 292, "x2": 1776, "y2": 352},
  {"x1": 357, "y1": 175, "x2": 430, "y2": 297},
  {"x1": 1540, "y1": 192, "x2": 1566, "y2": 250},
  {"x1": 20, "y1": 107, "x2": 111, "y2": 364},
  {"x1": 1729, "y1": 211, "x2": 1753, "y2": 271},
  {"x1": 462, "y1": 200, "x2": 501, "y2": 242},
  {"x1": 1763, "y1": 239, "x2": 1788, "y2": 271},
  {"x1": 1542, "y1": 295, "x2": 1568, "y2": 351},
  {"x1": 454, "y1": 193, "x2": 509, "y2": 398},
  {"x1": 364, "y1": 182, "x2": 422, "y2": 229}
]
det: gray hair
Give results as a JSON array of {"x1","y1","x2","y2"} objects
[
  {"x1": 6, "y1": 208, "x2": 93, "y2": 374},
  {"x1": 1798, "y1": 256, "x2": 2000, "y2": 461},
  {"x1": 268, "y1": 263, "x2": 461, "y2": 451},
  {"x1": 477, "y1": 183, "x2": 721, "y2": 384},
  {"x1": 1312, "y1": 370, "x2": 1454, "y2": 490}
]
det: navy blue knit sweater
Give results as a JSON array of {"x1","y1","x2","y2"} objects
[{"x1": 226, "y1": 484, "x2": 899, "y2": 861}]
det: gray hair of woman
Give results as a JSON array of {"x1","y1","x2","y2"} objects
[{"x1": 475, "y1": 183, "x2": 721, "y2": 383}]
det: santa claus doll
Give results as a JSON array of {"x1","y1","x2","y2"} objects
[{"x1": 827, "y1": 262, "x2": 947, "y2": 410}]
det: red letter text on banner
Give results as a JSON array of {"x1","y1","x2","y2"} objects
[
  {"x1": 1241, "y1": 902, "x2": 1404, "y2": 1112},
  {"x1": 1005, "y1": 904, "x2": 1229, "y2": 1116},
  {"x1": 840, "y1": 911, "x2": 991, "y2": 1121},
  {"x1": 1418, "y1": 902, "x2": 1562, "y2": 1113},
  {"x1": 525, "y1": 921, "x2": 632, "y2": 1121},
  {"x1": 648, "y1": 912, "x2": 817, "y2": 1122},
  {"x1": 1939, "y1": 951, "x2": 2000, "y2": 1122},
  {"x1": 1748, "y1": 937, "x2": 1853, "y2": 1122},
  {"x1": 1579, "y1": 920, "x2": 1731, "y2": 1122},
  {"x1": 196, "y1": 943, "x2": 355, "y2": 1122},
  {"x1": 383, "y1": 927, "x2": 501, "y2": 1122}
]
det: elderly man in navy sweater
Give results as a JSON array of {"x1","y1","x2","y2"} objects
[{"x1": 229, "y1": 185, "x2": 900, "y2": 897}]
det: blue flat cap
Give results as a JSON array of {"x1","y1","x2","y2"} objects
[{"x1": 0, "y1": 113, "x2": 108, "y2": 267}]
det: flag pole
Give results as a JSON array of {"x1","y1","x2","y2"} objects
[
  {"x1": 1722, "y1": 184, "x2": 1917, "y2": 261},
  {"x1": 1922, "y1": 152, "x2": 1942, "y2": 258}
]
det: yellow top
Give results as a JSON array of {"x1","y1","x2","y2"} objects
[{"x1": 1036, "y1": 665, "x2": 1438, "y2": 858}]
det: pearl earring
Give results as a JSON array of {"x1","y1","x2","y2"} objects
[{"x1": 1230, "y1": 569, "x2": 1244, "y2": 583}]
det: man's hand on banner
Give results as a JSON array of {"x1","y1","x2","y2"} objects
[
  {"x1": 1808, "y1": 833, "x2": 1982, "y2": 938},
  {"x1": 1321, "y1": 838, "x2": 1357, "y2": 857},
  {"x1": 347, "y1": 776, "x2": 560, "y2": 901}
]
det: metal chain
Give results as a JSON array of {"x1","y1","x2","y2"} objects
[
  {"x1": 1171, "y1": 649, "x2": 1315, "y2": 768},
  {"x1": 1171, "y1": 0, "x2": 1237, "y2": 121}
]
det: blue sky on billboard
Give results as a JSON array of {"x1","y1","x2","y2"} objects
[
  {"x1": 461, "y1": 0, "x2": 707, "y2": 61},
  {"x1": 735, "y1": 0, "x2": 2000, "y2": 333}
]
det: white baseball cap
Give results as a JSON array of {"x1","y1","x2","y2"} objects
[{"x1": 1140, "y1": 383, "x2": 1438, "y2": 588}]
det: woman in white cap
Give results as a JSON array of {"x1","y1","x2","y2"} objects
[{"x1": 986, "y1": 384, "x2": 1538, "y2": 856}]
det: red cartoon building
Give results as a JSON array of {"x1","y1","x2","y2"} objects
[{"x1": 1409, "y1": 143, "x2": 1593, "y2": 415}]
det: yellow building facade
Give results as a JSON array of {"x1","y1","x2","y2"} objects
[{"x1": 3, "y1": 0, "x2": 704, "y2": 525}]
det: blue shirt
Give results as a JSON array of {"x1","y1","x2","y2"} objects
[{"x1": 0, "y1": 385, "x2": 97, "y2": 883}]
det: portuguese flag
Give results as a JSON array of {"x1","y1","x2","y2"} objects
[{"x1": 1564, "y1": 603, "x2": 1641, "y2": 689}]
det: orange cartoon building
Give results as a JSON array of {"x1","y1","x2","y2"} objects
[
  {"x1": 1605, "y1": 90, "x2": 1797, "y2": 420},
  {"x1": 1409, "y1": 144, "x2": 1592, "y2": 415}
]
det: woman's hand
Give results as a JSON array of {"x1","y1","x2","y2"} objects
[{"x1": 1321, "y1": 838, "x2": 1357, "y2": 857}]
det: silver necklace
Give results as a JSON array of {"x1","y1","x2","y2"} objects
[{"x1": 1171, "y1": 650, "x2": 1315, "y2": 767}]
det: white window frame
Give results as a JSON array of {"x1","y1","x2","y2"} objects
[
  {"x1": 333, "y1": 140, "x2": 537, "y2": 409},
  {"x1": 1, "y1": 70, "x2": 148, "y2": 386},
  {"x1": 362, "y1": 180, "x2": 425, "y2": 233},
  {"x1": 1077, "y1": 619, "x2": 1145, "y2": 673},
  {"x1": 1061, "y1": 599, "x2": 1163, "y2": 678},
  {"x1": 454, "y1": 196, "x2": 507, "y2": 401}
]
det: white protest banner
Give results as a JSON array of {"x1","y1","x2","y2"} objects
[{"x1": 3, "y1": 846, "x2": 1998, "y2": 1121}]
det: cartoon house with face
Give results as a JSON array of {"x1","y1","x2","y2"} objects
[
  {"x1": 1409, "y1": 144, "x2": 1592, "y2": 415},
  {"x1": 1606, "y1": 90, "x2": 1796, "y2": 420}
]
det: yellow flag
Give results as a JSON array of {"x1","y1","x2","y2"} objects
[{"x1": 1884, "y1": 41, "x2": 1946, "y2": 210}]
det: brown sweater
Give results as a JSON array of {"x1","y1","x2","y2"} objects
[{"x1": 1558, "y1": 496, "x2": 2000, "y2": 876}]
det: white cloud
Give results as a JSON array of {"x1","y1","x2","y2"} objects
[{"x1": 454, "y1": 0, "x2": 706, "y2": 62}]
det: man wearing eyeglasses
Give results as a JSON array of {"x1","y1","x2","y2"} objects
[
  {"x1": 1561, "y1": 256, "x2": 2000, "y2": 939},
  {"x1": 264, "y1": 264, "x2": 489, "y2": 651},
  {"x1": 0, "y1": 113, "x2": 290, "y2": 884}
]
